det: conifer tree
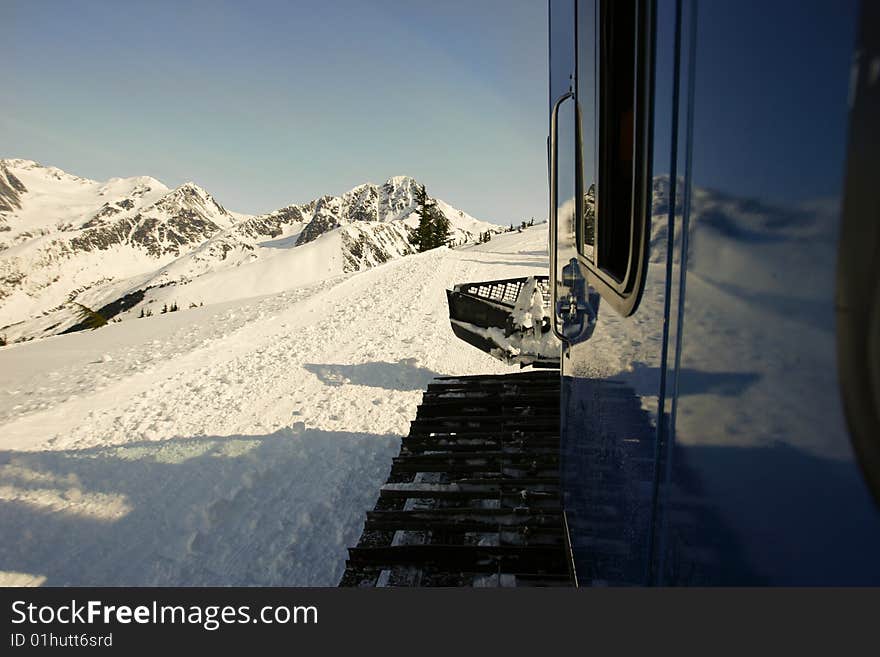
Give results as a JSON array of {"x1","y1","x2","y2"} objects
[
  {"x1": 410, "y1": 184, "x2": 449, "y2": 252},
  {"x1": 70, "y1": 302, "x2": 108, "y2": 330},
  {"x1": 431, "y1": 210, "x2": 450, "y2": 249},
  {"x1": 410, "y1": 184, "x2": 435, "y2": 252}
]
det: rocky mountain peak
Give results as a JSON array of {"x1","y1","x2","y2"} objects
[
  {"x1": 0, "y1": 160, "x2": 500, "y2": 343},
  {"x1": 0, "y1": 158, "x2": 41, "y2": 170},
  {"x1": 0, "y1": 165, "x2": 28, "y2": 216},
  {"x1": 383, "y1": 174, "x2": 418, "y2": 189},
  {"x1": 296, "y1": 175, "x2": 426, "y2": 246}
]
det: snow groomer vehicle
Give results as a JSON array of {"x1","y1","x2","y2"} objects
[{"x1": 342, "y1": 0, "x2": 880, "y2": 586}]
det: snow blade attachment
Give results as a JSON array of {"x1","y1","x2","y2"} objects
[{"x1": 446, "y1": 276, "x2": 560, "y2": 368}]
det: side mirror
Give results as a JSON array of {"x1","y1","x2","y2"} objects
[{"x1": 556, "y1": 258, "x2": 600, "y2": 343}]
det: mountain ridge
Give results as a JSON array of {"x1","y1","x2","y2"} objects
[{"x1": 0, "y1": 160, "x2": 501, "y2": 343}]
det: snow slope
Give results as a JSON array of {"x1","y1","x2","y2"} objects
[{"x1": 0, "y1": 225, "x2": 548, "y2": 586}]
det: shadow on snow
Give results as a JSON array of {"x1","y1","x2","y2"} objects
[
  {"x1": 303, "y1": 359, "x2": 442, "y2": 392},
  {"x1": 0, "y1": 427, "x2": 399, "y2": 587}
]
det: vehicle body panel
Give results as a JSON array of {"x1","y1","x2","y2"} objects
[{"x1": 552, "y1": 0, "x2": 880, "y2": 585}]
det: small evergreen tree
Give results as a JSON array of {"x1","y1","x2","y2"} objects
[
  {"x1": 409, "y1": 184, "x2": 449, "y2": 252},
  {"x1": 431, "y1": 211, "x2": 450, "y2": 249},
  {"x1": 410, "y1": 184, "x2": 434, "y2": 252},
  {"x1": 70, "y1": 302, "x2": 108, "y2": 330},
  {"x1": 161, "y1": 303, "x2": 168, "y2": 314}
]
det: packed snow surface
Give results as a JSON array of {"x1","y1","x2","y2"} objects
[{"x1": 0, "y1": 225, "x2": 549, "y2": 586}]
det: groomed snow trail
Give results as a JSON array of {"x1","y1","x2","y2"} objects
[{"x1": 0, "y1": 227, "x2": 549, "y2": 586}]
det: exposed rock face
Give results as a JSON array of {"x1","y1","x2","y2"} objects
[
  {"x1": 297, "y1": 176, "x2": 422, "y2": 246},
  {"x1": 298, "y1": 195, "x2": 343, "y2": 245},
  {"x1": 339, "y1": 222, "x2": 416, "y2": 272},
  {"x1": 232, "y1": 205, "x2": 308, "y2": 240},
  {"x1": 0, "y1": 164, "x2": 27, "y2": 217}
]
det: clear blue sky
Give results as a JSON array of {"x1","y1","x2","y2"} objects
[{"x1": 1, "y1": 0, "x2": 548, "y2": 224}]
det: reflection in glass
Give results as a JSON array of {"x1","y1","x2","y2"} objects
[
  {"x1": 597, "y1": 0, "x2": 636, "y2": 283},
  {"x1": 550, "y1": 0, "x2": 576, "y2": 103},
  {"x1": 555, "y1": 95, "x2": 578, "y2": 312},
  {"x1": 554, "y1": 96, "x2": 596, "y2": 343},
  {"x1": 583, "y1": 183, "x2": 596, "y2": 257},
  {"x1": 578, "y1": 0, "x2": 598, "y2": 259}
]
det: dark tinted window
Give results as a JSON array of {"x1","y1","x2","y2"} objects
[
  {"x1": 575, "y1": 0, "x2": 652, "y2": 315},
  {"x1": 598, "y1": 0, "x2": 636, "y2": 282}
]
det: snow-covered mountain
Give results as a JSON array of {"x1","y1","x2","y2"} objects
[
  {"x1": 0, "y1": 160, "x2": 500, "y2": 343},
  {"x1": 0, "y1": 160, "x2": 233, "y2": 331}
]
